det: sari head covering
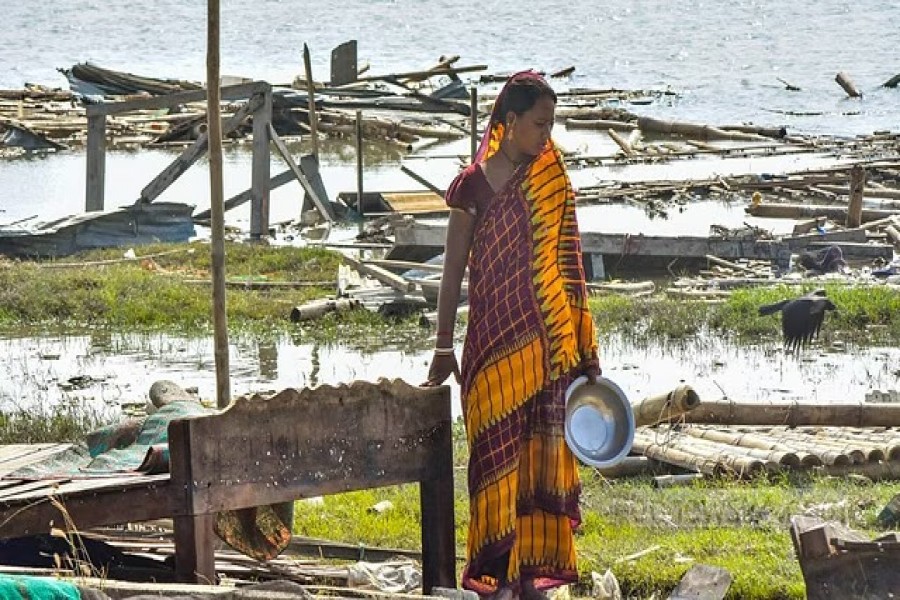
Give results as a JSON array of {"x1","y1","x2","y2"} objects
[{"x1": 452, "y1": 70, "x2": 599, "y2": 595}]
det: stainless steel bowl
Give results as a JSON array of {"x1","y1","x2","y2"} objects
[{"x1": 564, "y1": 376, "x2": 635, "y2": 468}]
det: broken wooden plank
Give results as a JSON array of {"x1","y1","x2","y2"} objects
[
  {"x1": 138, "y1": 92, "x2": 263, "y2": 204},
  {"x1": 268, "y1": 123, "x2": 335, "y2": 223},
  {"x1": 343, "y1": 254, "x2": 416, "y2": 293}
]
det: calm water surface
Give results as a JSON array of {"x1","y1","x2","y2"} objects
[{"x1": 2, "y1": 332, "x2": 897, "y2": 419}]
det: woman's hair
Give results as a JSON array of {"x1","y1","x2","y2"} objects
[{"x1": 497, "y1": 74, "x2": 557, "y2": 123}]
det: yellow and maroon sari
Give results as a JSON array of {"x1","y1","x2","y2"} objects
[{"x1": 446, "y1": 71, "x2": 598, "y2": 595}]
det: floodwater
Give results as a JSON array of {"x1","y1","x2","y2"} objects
[
  {"x1": 2, "y1": 331, "x2": 898, "y2": 420},
  {"x1": 1, "y1": 0, "x2": 899, "y2": 415}
]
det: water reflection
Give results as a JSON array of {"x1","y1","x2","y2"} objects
[{"x1": 0, "y1": 331, "x2": 897, "y2": 421}]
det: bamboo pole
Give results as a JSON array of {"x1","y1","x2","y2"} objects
[
  {"x1": 679, "y1": 428, "x2": 802, "y2": 468},
  {"x1": 632, "y1": 385, "x2": 701, "y2": 427},
  {"x1": 681, "y1": 427, "x2": 822, "y2": 467},
  {"x1": 632, "y1": 431, "x2": 724, "y2": 477},
  {"x1": 207, "y1": 0, "x2": 230, "y2": 408},
  {"x1": 607, "y1": 128, "x2": 635, "y2": 156},
  {"x1": 681, "y1": 401, "x2": 900, "y2": 428},
  {"x1": 302, "y1": 43, "x2": 320, "y2": 160},
  {"x1": 657, "y1": 434, "x2": 774, "y2": 474}
]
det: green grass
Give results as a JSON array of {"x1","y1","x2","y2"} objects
[
  {"x1": 293, "y1": 436, "x2": 894, "y2": 599},
  {"x1": 589, "y1": 283, "x2": 900, "y2": 344}
]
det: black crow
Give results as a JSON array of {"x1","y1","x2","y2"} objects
[{"x1": 758, "y1": 289, "x2": 836, "y2": 353}]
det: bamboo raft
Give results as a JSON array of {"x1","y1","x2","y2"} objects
[{"x1": 632, "y1": 423, "x2": 900, "y2": 480}]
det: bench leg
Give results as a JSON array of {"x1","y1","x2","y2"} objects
[
  {"x1": 173, "y1": 513, "x2": 216, "y2": 584},
  {"x1": 420, "y1": 443, "x2": 457, "y2": 592}
]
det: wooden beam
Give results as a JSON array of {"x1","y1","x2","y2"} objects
[
  {"x1": 267, "y1": 123, "x2": 336, "y2": 222},
  {"x1": 250, "y1": 87, "x2": 272, "y2": 238},
  {"x1": 400, "y1": 164, "x2": 444, "y2": 195},
  {"x1": 85, "y1": 81, "x2": 269, "y2": 117},
  {"x1": 342, "y1": 254, "x2": 416, "y2": 293},
  {"x1": 85, "y1": 114, "x2": 106, "y2": 212},
  {"x1": 193, "y1": 168, "x2": 296, "y2": 221},
  {"x1": 138, "y1": 92, "x2": 264, "y2": 204},
  {"x1": 353, "y1": 64, "x2": 486, "y2": 83}
]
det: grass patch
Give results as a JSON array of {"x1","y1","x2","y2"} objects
[
  {"x1": 293, "y1": 433, "x2": 893, "y2": 599},
  {"x1": 589, "y1": 283, "x2": 900, "y2": 344},
  {"x1": 0, "y1": 403, "x2": 106, "y2": 444},
  {"x1": 1, "y1": 244, "x2": 899, "y2": 346}
]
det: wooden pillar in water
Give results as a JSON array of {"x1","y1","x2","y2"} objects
[
  {"x1": 85, "y1": 114, "x2": 106, "y2": 212},
  {"x1": 250, "y1": 87, "x2": 273, "y2": 239},
  {"x1": 847, "y1": 165, "x2": 866, "y2": 228},
  {"x1": 356, "y1": 110, "x2": 364, "y2": 222}
]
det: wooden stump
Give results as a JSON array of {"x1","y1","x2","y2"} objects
[
  {"x1": 835, "y1": 71, "x2": 862, "y2": 98},
  {"x1": 847, "y1": 165, "x2": 866, "y2": 228}
]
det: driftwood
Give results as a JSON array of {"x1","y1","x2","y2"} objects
[
  {"x1": 884, "y1": 73, "x2": 900, "y2": 88},
  {"x1": 777, "y1": 77, "x2": 801, "y2": 92},
  {"x1": 565, "y1": 118, "x2": 637, "y2": 131},
  {"x1": 835, "y1": 71, "x2": 862, "y2": 98},
  {"x1": 636, "y1": 116, "x2": 765, "y2": 142}
]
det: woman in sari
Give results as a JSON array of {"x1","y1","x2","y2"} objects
[{"x1": 425, "y1": 71, "x2": 600, "y2": 600}]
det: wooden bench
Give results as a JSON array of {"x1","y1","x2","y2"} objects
[{"x1": 0, "y1": 379, "x2": 456, "y2": 592}]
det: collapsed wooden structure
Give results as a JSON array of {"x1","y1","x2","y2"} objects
[{"x1": 0, "y1": 380, "x2": 456, "y2": 592}]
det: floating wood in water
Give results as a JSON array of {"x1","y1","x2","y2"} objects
[
  {"x1": 776, "y1": 77, "x2": 801, "y2": 92},
  {"x1": 636, "y1": 116, "x2": 767, "y2": 141},
  {"x1": 835, "y1": 71, "x2": 862, "y2": 98}
]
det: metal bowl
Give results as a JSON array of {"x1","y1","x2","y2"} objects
[{"x1": 564, "y1": 376, "x2": 635, "y2": 468}]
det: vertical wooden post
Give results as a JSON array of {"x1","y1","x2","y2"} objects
[
  {"x1": 302, "y1": 43, "x2": 320, "y2": 161},
  {"x1": 469, "y1": 87, "x2": 478, "y2": 163},
  {"x1": 250, "y1": 86, "x2": 272, "y2": 240},
  {"x1": 207, "y1": 0, "x2": 230, "y2": 408},
  {"x1": 173, "y1": 514, "x2": 217, "y2": 584},
  {"x1": 847, "y1": 165, "x2": 866, "y2": 228},
  {"x1": 419, "y1": 415, "x2": 457, "y2": 593},
  {"x1": 85, "y1": 114, "x2": 106, "y2": 212},
  {"x1": 356, "y1": 110, "x2": 364, "y2": 221},
  {"x1": 169, "y1": 419, "x2": 217, "y2": 584}
]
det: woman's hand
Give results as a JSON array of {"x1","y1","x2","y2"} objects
[
  {"x1": 423, "y1": 351, "x2": 461, "y2": 387},
  {"x1": 580, "y1": 353, "x2": 601, "y2": 384}
]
